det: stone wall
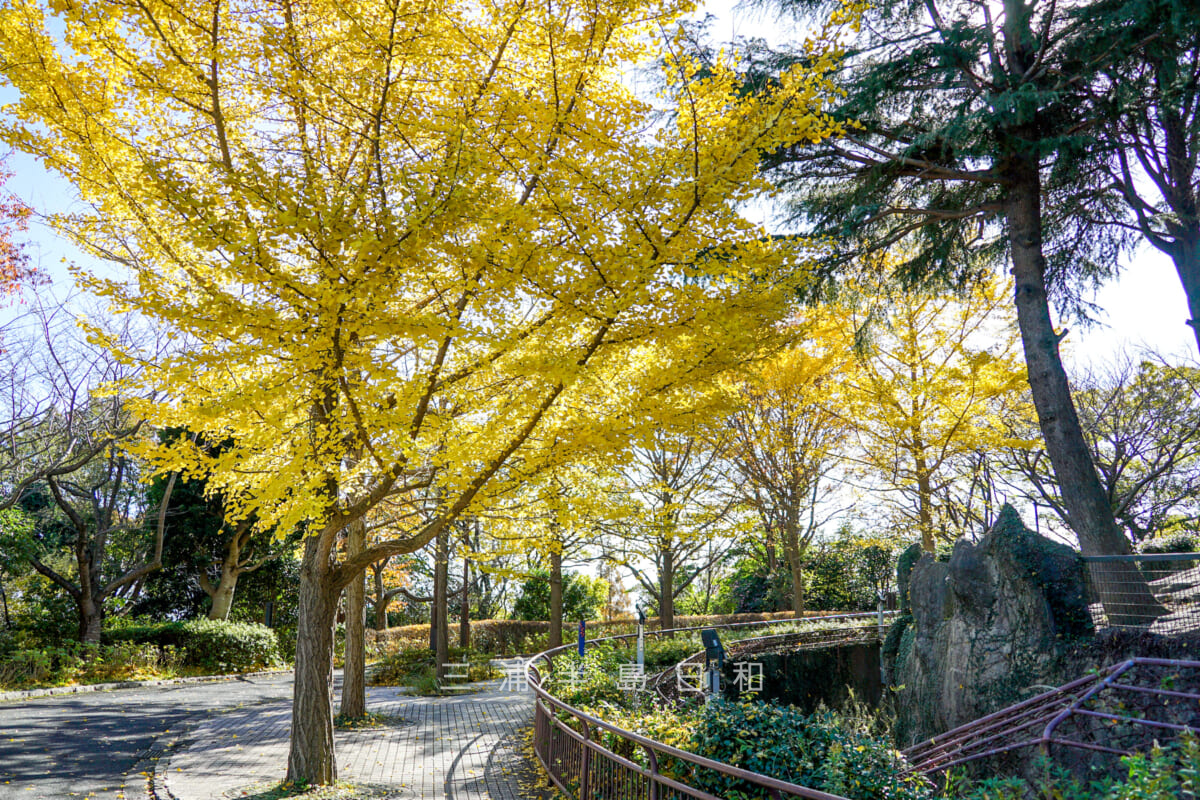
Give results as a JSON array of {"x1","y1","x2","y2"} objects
[{"x1": 721, "y1": 641, "x2": 882, "y2": 713}]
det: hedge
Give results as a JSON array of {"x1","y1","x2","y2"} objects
[
  {"x1": 367, "y1": 610, "x2": 829, "y2": 656},
  {"x1": 106, "y1": 618, "x2": 282, "y2": 673}
]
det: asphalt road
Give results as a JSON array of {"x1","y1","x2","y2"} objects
[{"x1": 0, "y1": 673, "x2": 300, "y2": 800}]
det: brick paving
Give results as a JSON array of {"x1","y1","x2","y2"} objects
[{"x1": 160, "y1": 678, "x2": 535, "y2": 800}]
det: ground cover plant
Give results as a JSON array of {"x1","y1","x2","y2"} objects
[
  {"x1": 946, "y1": 733, "x2": 1199, "y2": 800},
  {"x1": 0, "y1": 617, "x2": 283, "y2": 690},
  {"x1": 368, "y1": 644, "x2": 498, "y2": 696},
  {"x1": 0, "y1": 640, "x2": 182, "y2": 690}
]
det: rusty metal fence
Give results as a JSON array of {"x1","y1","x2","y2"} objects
[
  {"x1": 527, "y1": 612, "x2": 892, "y2": 800},
  {"x1": 902, "y1": 657, "x2": 1200, "y2": 777},
  {"x1": 1083, "y1": 552, "x2": 1200, "y2": 632}
]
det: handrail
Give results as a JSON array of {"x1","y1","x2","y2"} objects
[
  {"x1": 1081, "y1": 552, "x2": 1200, "y2": 563},
  {"x1": 526, "y1": 611, "x2": 896, "y2": 800},
  {"x1": 528, "y1": 609, "x2": 892, "y2": 669},
  {"x1": 902, "y1": 657, "x2": 1200, "y2": 776}
]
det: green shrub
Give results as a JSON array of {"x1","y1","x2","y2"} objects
[
  {"x1": 0, "y1": 640, "x2": 182, "y2": 690},
  {"x1": 274, "y1": 625, "x2": 298, "y2": 663},
  {"x1": 369, "y1": 646, "x2": 437, "y2": 685},
  {"x1": 0, "y1": 648, "x2": 54, "y2": 687},
  {"x1": 467, "y1": 620, "x2": 549, "y2": 655},
  {"x1": 688, "y1": 700, "x2": 932, "y2": 800},
  {"x1": 542, "y1": 645, "x2": 630, "y2": 709},
  {"x1": 951, "y1": 732, "x2": 1199, "y2": 800},
  {"x1": 643, "y1": 636, "x2": 702, "y2": 669},
  {"x1": 106, "y1": 618, "x2": 280, "y2": 672},
  {"x1": 1140, "y1": 532, "x2": 1198, "y2": 555},
  {"x1": 177, "y1": 619, "x2": 281, "y2": 672},
  {"x1": 411, "y1": 665, "x2": 442, "y2": 696}
]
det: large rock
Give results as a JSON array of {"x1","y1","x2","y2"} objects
[{"x1": 887, "y1": 505, "x2": 1093, "y2": 745}]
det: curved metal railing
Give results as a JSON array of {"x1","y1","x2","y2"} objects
[
  {"x1": 526, "y1": 611, "x2": 895, "y2": 800},
  {"x1": 902, "y1": 657, "x2": 1200, "y2": 776}
]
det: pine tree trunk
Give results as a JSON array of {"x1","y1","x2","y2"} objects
[
  {"x1": 340, "y1": 519, "x2": 367, "y2": 719},
  {"x1": 287, "y1": 537, "x2": 338, "y2": 785},
  {"x1": 1005, "y1": 154, "x2": 1165, "y2": 626},
  {"x1": 1155, "y1": 67, "x2": 1200, "y2": 356},
  {"x1": 1171, "y1": 235, "x2": 1200, "y2": 355},
  {"x1": 548, "y1": 550, "x2": 563, "y2": 650}
]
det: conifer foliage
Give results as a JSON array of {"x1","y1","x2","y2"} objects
[{"x1": 752, "y1": 0, "x2": 1161, "y2": 622}]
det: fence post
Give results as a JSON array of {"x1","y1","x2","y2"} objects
[
  {"x1": 580, "y1": 720, "x2": 591, "y2": 799},
  {"x1": 877, "y1": 591, "x2": 886, "y2": 639},
  {"x1": 642, "y1": 744, "x2": 659, "y2": 800}
]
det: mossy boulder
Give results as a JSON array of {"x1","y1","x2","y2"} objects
[{"x1": 890, "y1": 504, "x2": 1094, "y2": 746}]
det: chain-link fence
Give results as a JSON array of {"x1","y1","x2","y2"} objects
[{"x1": 1082, "y1": 552, "x2": 1200, "y2": 632}]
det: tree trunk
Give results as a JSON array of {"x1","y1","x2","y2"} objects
[
  {"x1": 1171, "y1": 235, "x2": 1200, "y2": 355},
  {"x1": 1154, "y1": 67, "x2": 1200, "y2": 356},
  {"x1": 374, "y1": 595, "x2": 391, "y2": 632},
  {"x1": 548, "y1": 550, "x2": 563, "y2": 650},
  {"x1": 208, "y1": 579, "x2": 237, "y2": 621},
  {"x1": 340, "y1": 519, "x2": 367, "y2": 719},
  {"x1": 659, "y1": 548, "x2": 675, "y2": 633},
  {"x1": 74, "y1": 519, "x2": 103, "y2": 644},
  {"x1": 0, "y1": 572, "x2": 9, "y2": 630},
  {"x1": 372, "y1": 565, "x2": 390, "y2": 632},
  {"x1": 914, "y1": 445, "x2": 936, "y2": 553},
  {"x1": 459, "y1": 548, "x2": 470, "y2": 650},
  {"x1": 784, "y1": 538, "x2": 806, "y2": 618},
  {"x1": 205, "y1": 531, "x2": 247, "y2": 621},
  {"x1": 287, "y1": 536, "x2": 338, "y2": 785},
  {"x1": 206, "y1": 560, "x2": 241, "y2": 621},
  {"x1": 78, "y1": 596, "x2": 103, "y2": 645},
  {"x1": 432, "y1": 527, "x2": 449, "y2": 679},
  {"x1": 1006, "y1": 154, "x2": 1164, "y2": 625}
]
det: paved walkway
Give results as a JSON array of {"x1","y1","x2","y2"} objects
[
  {"x1": 158, "y1": 679, "x2": 537, "y2": 800},
  {"x1": 0, "y1": 672, "x2": 296, "y2": 800}
]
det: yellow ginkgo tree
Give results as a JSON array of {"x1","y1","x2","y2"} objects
[
  {"x1": 725, "y1": 314, "x2": 854, "y2": 616},
  {"x1": 834, "y1": 270, "x2": 1033, "y2": 552},
  {"x1": 0, "y1": 0, "x2": 854, "y2": 783}
]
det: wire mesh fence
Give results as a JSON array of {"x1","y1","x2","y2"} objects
[{"x1": 1082, "y1": 552, "x2": 1200, "y2": 632}]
